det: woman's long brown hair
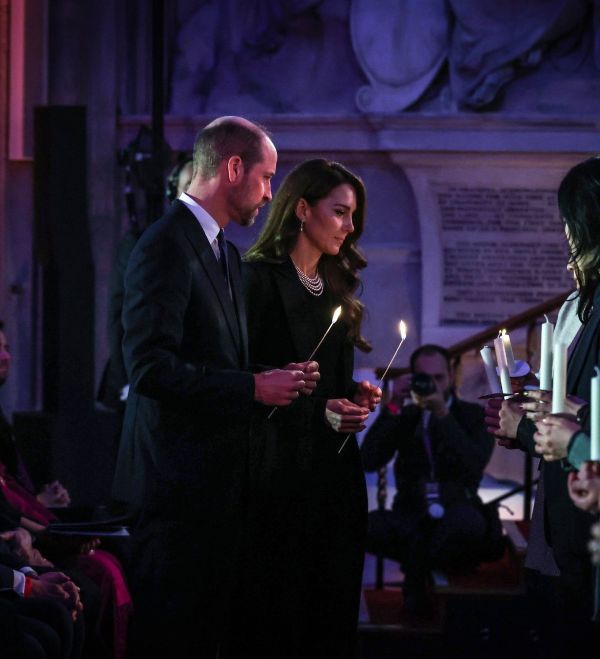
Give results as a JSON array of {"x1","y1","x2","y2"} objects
[{"x1": 245, "y1": 158, "x2": 371, "y2": 352}]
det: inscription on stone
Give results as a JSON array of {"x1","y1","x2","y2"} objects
[{"x1": 434, "y1": 185, "x2": 572, "y2": 324}]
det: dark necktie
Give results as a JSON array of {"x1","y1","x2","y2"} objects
[{"x1": 217, "y1": 229, "x2": 231, "y2": 295}]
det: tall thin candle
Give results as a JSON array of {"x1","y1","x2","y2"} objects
[
  {"x1": 494, "y1": 333, "x2": 512, "y2": 395},
  {"x1": 591, "y1": 367, "x2": 600, "y2": 461},
  {"x1": 480, "y1": 345, "x2": 502, "y2": 394},
  {"x1": 338, "y1": 320, "x2": 407, "y2": 455},
  {"x1": 551, "y1": 342, "x2": 568, "y2": 414},
  {"x1": 539, "y1": 314, "x2": 554, "y2": 391},
  {"x1": 268, "y1": 306, "x2": 342, "y2": 420},
  {"x1": 501, "y1": 329, "x2": 516, "y2": 375}
]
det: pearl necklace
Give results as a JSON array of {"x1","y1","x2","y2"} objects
[{"x1": 292, "y1": 260, "x2": 324, "y2": 296}]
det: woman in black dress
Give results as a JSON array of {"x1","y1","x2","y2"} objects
[{"x1": 242, "y1": 159, "x2": 380, "y2": 658}]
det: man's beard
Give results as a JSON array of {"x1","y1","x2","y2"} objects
[{"x1": 238, "y1": 211, "x2": 257, "y2": 227}]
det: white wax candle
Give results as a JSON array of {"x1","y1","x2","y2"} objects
[
  {"x1": 539, "y1": 315, "x2": 554, "y2": 391},
  {"x1": 480, "y1": 346, "x2": 502, "y2": 394},
  {"x1": 499, "y1": 367, "x2": 513, "y2": 395},
  {"x1": 494, "y1": 335, "x2": 513, "y2": 394},
  {"x1": 494, "y1": 335, "x2": 507, "y2": 371},
  {"x1": 502, "y1": 330, "x2": 516, "y2": 375},
  {"x1": 551, "y1": 342, "x2": 568, "y2": 414},
  {"x1": 591, "y1": 367, "x2": 600, "y2": 461}
]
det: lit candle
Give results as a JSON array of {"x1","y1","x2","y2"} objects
[
  {"x1": 494, "y1": 333, "x2": 513, "y2": 395},
  {"x1": 591, "y1": 367, "x2": 600, "y2": 461},
  {"x1": 480, "y1": 345, "x2": 502, "y2": 394},
  {"x1": 539, "y1": 314, "x2": 554, "y2": 391},
  {"x1": 501, "y1": 329, "x2": 516, "y2": 375},
  {"x1": 306, "y1": 306, "x2": 342, "y2": 361},
  {"x1": 551, "y1": 342, "x2": 568, "y2": 414},
  {"x1": 268, "y1": 306, "x2": 342, "y2": 420},
  {"x1": 338, "y1": 320, "x2": 407, "y2": 455}
]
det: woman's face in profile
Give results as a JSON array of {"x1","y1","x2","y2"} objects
[
  {"x1": 564, "y1": 224, "x2": 595, "y2": 288},
  {"x1": 299, "y1": 183, "x2": 357, "y2": 257}
]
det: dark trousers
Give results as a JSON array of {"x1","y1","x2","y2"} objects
[{"x1": 366, "y1": 501, "x2": 488, "y2": 588}]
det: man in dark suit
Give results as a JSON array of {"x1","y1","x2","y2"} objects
[
  {"x1": 115, "y1": 116, "x2": 312, "y2": 657},
  {"x1": 361, "y1": 344, "x2": 497, "y2": 613}
]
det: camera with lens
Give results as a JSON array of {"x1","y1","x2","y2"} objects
[{"x1": 410, "y1": 372, "x2": 436, "y2": 397}]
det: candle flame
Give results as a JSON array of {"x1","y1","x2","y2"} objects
[
  {"x1": 332, "y1": 306, "x2": 342, "y2": 324},
  {"x1": 544, "y1": 314, "x2": 549, "y2": 323},
  {"x1": 399, "y1": 320, "x2": 407, "y2": 340},
  {"x1": 501, "y1": 328, "x2": 507, "y2": 337}
]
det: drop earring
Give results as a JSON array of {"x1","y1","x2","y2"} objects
[{"x1": 299, "y1": 219, "x2": 305, "y2": 232}]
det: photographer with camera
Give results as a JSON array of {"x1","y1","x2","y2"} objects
[{"x1": 361, "y1": 344, "x2": 499, "y2": 614}]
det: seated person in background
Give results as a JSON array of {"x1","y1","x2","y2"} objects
[
  {"x1": 0, "y1": 323, "x2": 70, "y2": 509},
  {"x1": 361, "y1": 344, "x2": 500, "y2": 613},
  {"x1": 0, "y1": 533, "x2": 84, "y2": 659},
  {"x1": 0, "y1": 323, "x2": 132, "y2": 658}
]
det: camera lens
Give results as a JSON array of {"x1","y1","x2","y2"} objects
[{"x1": 410, "y1": 372, "x2": 436, "y2": 397}]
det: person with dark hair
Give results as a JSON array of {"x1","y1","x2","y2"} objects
[
  {"x1": 114, "y1": 116, "x2": 315, "y2": 657},
  {"x1": 361, "y1": 344, "x2": 497, "y2": 614},
  {"x1": 241, "y1": 158, "x2": 381, "y2": 658},
  {"x1": 485, "y1": 155, "x2": 600, "y2": 653}
]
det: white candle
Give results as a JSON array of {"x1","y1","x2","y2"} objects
[
  {"x1": 494, "y1": 335, "x2": 513, "y2": 395},
  {"x1": 539, "y1": 314, "x2": 554, "y2": 391},
  {"x1": 501, "y1": 329, "x2": 516, "y2": 375},
  {"x1": 551, "y1": 342, "x2": 568, "y2": 414},
  {"x1": 480, "y1": 346, "x2": 502, "y2": 394},
  {"x1": 591, "y1": 367, "x2": 600, "y2": 461}
]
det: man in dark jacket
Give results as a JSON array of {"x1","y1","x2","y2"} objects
[{"x1": 361, "y1": 344, "x2": 498, "y2": 613}]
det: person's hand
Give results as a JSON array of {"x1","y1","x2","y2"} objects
[
  {"x1": 533, "y1": 413, "x2": 579, "y2": 461},
  {"x1": 485, "y1": 397, "x2": 524, "y2": 441},
  {"x1": 522, "y1": 391, "x2": 586, "y2": 421},
  {"x1": 325, "y1": 399, "x2": 369, "y2": 433},
  {"x1": 567, "y1": 461, "x2": 600, "y2": 513},
  {"x1": 520, "y1": 389, "x2": 552, "y2": 421},
  {"x1": 254, "y1": 369, "x2": 306, "y2": 406},
  {"x1": 29, "y1": 572, "x2": 83, "y2": 619},
  {"x1": 37, "y1": 481, "x2": 71, "y2": 508},
  {"x1": 0, "y1": 528, "x2": 54, "y2": 567},
  {"x1": 283, "y1": 361, "x2": 320, "y2": 396},
  {"x1": 353, "y1": 381, "x2": 382, "y2": 412}
]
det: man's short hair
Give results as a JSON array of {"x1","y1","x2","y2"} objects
[
  {"x1": 192, "y1": 119, "x2": 269, "y2": 180},
  {"x1": 410, "y1": 344, "x2": 451, "y2": 372}
]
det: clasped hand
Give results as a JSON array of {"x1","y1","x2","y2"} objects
[
  {"x1": 254, "y1": 361, "x2": 320, "y2": 407},
  {"x1": 534, "y1": 413, "x2": 580, "y2": 461}
]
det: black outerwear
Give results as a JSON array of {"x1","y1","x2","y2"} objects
[
  {"x1": 360, "y1": 399, "x2": 494, "y2": 512},
  {"x1": 360, "y1": 398, "x2": 498, "y2": 600},
  {"x1": 516, "y1": 287, "x2": 600, "y2": 638},
  {"x1": 113, "y1": 201, "x2": 255, "y2": 657},
  {"x1": 240, "y1": 258, "x2": 367, "y2": 659}
]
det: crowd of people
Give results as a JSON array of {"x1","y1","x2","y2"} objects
[
  {"x1": 1, "y1": 115, "x2": 600, "y2": 657},
  {"x1": 485, "y1": 156, "x2": 600, "y2": 655}
]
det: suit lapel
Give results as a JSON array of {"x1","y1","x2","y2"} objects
[{"x1": 177, "y1": 206, "x2": 242, "y2": 357}]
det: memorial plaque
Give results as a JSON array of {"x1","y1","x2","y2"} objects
[{"x1": 433, "y1": 184, "x2": 572, "y2": 324}]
